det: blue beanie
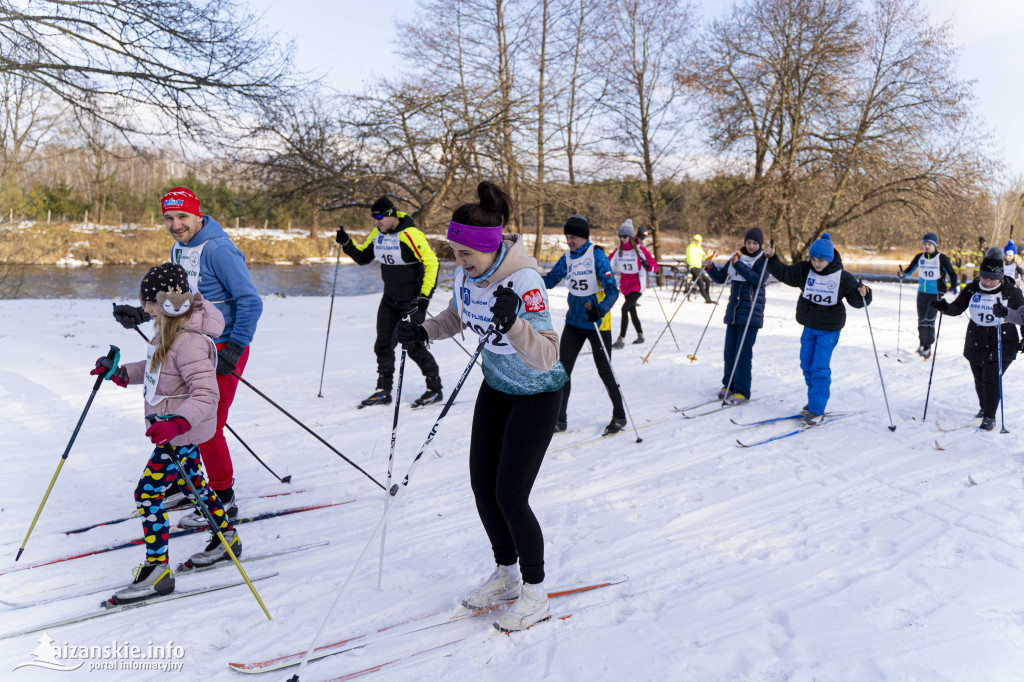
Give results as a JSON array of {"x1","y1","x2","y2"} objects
[
  {"x1": 808, "y1": 238, "x2": 835, "y2": 262},
  {"x1": 821, "y1": 233, "x2": 831, "y2": 241},
  {"x1": 922, "y1": 232, "x2": 938, "y2": 247},
  {"x1": 1006, "y1": 239, "x2": 1017, "y2": 256}
]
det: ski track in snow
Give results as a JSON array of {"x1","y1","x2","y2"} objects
[{"x1": 2, "y1": 282, "x2": 1024, "y2": 680}]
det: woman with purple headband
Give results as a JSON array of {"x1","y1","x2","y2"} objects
[{"x1": 396, "y1": 181, "x2": 567, "y2": 632}]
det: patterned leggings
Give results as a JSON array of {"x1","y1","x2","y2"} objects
[{"x1": 135, "y1": 444, "x2": 233, "y2": 564}]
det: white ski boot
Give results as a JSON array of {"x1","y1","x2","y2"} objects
[
  {"x1": 179, "y1": 491, "x2": 237, "y2": 529},
  {"x1": 187, "y1": 529, "x2": 241, "y2": 567},
  {"x1": 495, "y1": 581, "x2": 550, "y2": 632},
  {"x1": 111, "y1": 563, "x2": 175, "y2": 604},
  {"x1": 462, "y1": 564, "x2": 521, "y2": 609}
]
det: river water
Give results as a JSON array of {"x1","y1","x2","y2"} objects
[{"x1": 8, "y1": 260, "x2": 905, "y2": 300}]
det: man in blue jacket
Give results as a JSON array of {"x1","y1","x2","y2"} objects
[
  {"x1": 543, "y1": 214, "x2": 624, "y2": 436},
  {"x1": 113, "y1": 187, "x2": 263, "y2": 525}
]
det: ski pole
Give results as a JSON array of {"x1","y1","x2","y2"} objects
[
  {"x1": 129, "y1": 325, "x2": 291, "y2": 485},
  {"x1": 996, "y1": 317, "x2": 1009, "y2": 433},
  {"x1": 286, "y1": 326, "x2": 493, "y2": 682},
  {"x1": 686, "y1": 276, "x2": 727, "y2": 362},
  {"x1": 232, "y1": 372, "x2": 384, "y2": 490},
  {"x1": 722, "y1": 254, "x2": 770, "y2": 400},
  {"x1": 152, "y1": 418, "x2": 271, "y2": 620},
  {"x1": 16, "y1": 345, "x2": 120, "y2": 561},
  {"x1": 586, "y1": 305, "x2": 643, "y2": 443},
  {"x1": 921, "y1": 312, "x2": 943, "y2": 420},
  {"x1": 224, "y1": 423, "x2": 291, "y2": 484},
  {"x1": 378, "y1": 308, "x2": 416, "y2": 589},
  {"x1": 641, "y1": 260, "x2": 712, "y2": 364},
  {"x1": 317, "y1": 241, "x2": 343, "y2": 397},
  {"x1": 861, "y1": 285, "x2": 897, "y2": 431},
  {"x1": 650, "y1": 285, "x2": 680, "y2": 351},
  {"x1": 896, "y1": 265, "x2": 903, "y2": 362}
]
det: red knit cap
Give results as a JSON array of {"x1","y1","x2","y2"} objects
[{"x1": 160, "y1": 187, "x2": 202, "y2": 217}]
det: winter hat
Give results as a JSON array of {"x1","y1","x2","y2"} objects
[
  {"x1": 139, "y1": 263, "x2": 194, "y2": 317},
  {"x1": 744, "y1": 227, "x2": 764, "y2": 246},
  {"x1": 1006, "y1": 239, "x2": 1017, "y2": 256},
  {"x1": 820, "y1": 233, "x2": 831, "y2": 241},
  {"x1": 563, "y1": 214, "x2": 590, "y2": 240},
  {"x1": 617, "y1": 219, "x2": 636, "y2": 238},
  {"x1": 160, "y1": 187, "x2": 201, "y2": 217},
  {"x1": 980, "y1": 246, "x2": 1005, "y2": 280},
  {"x1": 922, "y1": 232, "x2": 939, "y2": 247},
  {"x1": 808, "y1": 237, "x2": 835, "y2": 262},
  {"x1": 636, "y1": 225, "x2": 649, "y2": 240},
  {"x1": 371, "y1": 197, "x2": 396, "y2": 218},
  {"x1": 692, "y1": 234, "x2": 703, "y2": 242}
]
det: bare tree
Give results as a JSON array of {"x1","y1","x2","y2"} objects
[
  {"x1": 0, "y1": 0, "x2": 293, "y2": 139},
  {"x1": 687, "y1": 0, "x2": 993, "y2": 260}
]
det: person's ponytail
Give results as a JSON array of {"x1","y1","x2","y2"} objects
[{"x1": 452, "y1": 181, "x2": 514, "y2": 228}]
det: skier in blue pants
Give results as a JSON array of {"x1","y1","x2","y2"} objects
[{"x1": 765, "y1": 237, "x2": 872, "y2": 425}]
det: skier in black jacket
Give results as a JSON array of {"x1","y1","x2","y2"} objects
[
  {"x1": 899, "y1": 232, "x2": 958, "y2": 359},
  {"x1": 933, "y1": 247, "x2": 1024, "y2": 430}
]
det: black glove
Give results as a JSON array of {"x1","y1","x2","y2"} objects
[
  {"x1": 585, "y1": 305, "x2": 603, "y2": 323},
  {"x1": 490, "y1": 285, "x2": 520, "y2": 333},
  {"x1": 112, "y1": 303, "x2": 150, "y2": 329},
  {"x1": 930, "y1": 299, "x2": 949, "y2": 312},
  {"x1": 416, "y1": 295, "x2": 430, "y2": 313},
  {"x1": 335, "y1": 225, "x2": 350, "y2": 245},
  {"x1": 216, "y1": 341, "x2": 245, "y2": 376},
  {"x1": 396, "y1": 320, "x2": 428, "y2": 346},
  {"x1": 992, "y1": 300, "x2": 1009, "y2": 318},
  {"x1": 640, "y1": 258, "x2": 651, "y2": 271}
]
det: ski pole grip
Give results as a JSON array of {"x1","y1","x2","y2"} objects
[{"x1": 93, "y1": 345, "x2": 120, "y2": 390}]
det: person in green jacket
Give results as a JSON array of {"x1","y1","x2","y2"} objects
[{"x1": 686, "y1": 234, "x2": 713, "y2": 303}]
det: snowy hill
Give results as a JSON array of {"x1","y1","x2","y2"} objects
[{"x1": 2, "y1": 280, "x2": 1023, "y2": 681}]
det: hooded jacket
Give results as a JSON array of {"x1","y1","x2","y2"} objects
[
  {"x1": 122, "y1": 295, "x2": 224, "y2": 446},
  {"x1": 342, "y1": 213, "x2": 439, "y2": 306},
  {"x1": 609, "y1": 240, "x2": 658, "y2": 296},
  {"x1": 767, "y1": 254, "x2": 870, "y2": 331},
  {"x1": 423, "y1": 234, "x2": 567, "y2": 396},
  {"x1": 942, "y1": 278, "x2": 1024, "y2": 364},
  {"x1": 170, "y1": 215, "x2": 262, "y2": 347},
  {"x1": 708, "y1": 249, "x2": 768, "y2": 328}
]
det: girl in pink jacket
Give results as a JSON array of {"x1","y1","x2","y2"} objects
[
  {"x1": 90, "y1": 263, "x2": 240, "y2": 604},
  {"x1": 609, "y1": 219, "x2": 658, "y2": 348}
]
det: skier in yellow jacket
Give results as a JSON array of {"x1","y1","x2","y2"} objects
[{"x1": 686, "y1": 234, "x2": 713, "y2": 303}]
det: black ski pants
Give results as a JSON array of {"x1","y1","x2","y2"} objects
[
  {"x1": 469, "y1": 381, "x2": 561, "y2": 585},
  {"x1": 374, "y1": 298, "x2": 440, "y2": 391},
  {"x1": 557, "y1": 322, "x2": 624, "y2": 423},
  {"x1": 690, "y1": 267, "x2": 712, "y2": 303},
  {"x1": 619, "y1": 291, "x2": 643, "y2": 337},
  {"x1": 970, "y1": 358, "x2": 1012, "y2": 419},
  {"x1": 916, "y1": 292, "x2": 940, "y2": 350}
]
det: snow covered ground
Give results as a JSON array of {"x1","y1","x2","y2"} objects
[{"x1": 3, "y1": 279, "x2": 1024, "y2": 681}]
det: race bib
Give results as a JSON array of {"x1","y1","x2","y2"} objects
[
  {"x1": 616, "y1": 250, "x2": 639, "y2": 274},
  {"x1": 968, "y1": 291, "x2": 1003, "y2": 327},
  {"x1": 801, "y1": 268, "x2": 843, "y2": 306},
  {"x1": 727, "y1": 252, "x2": 763, "y2": 281},
  {"x1": 566, "y1": 245, "x2": 599, "y2": 296},
  {"x1": 455, "y1": 268, "x2": 545, "y2": 354},
  {"x1": 1005, "y1": 261, "x2": 1017, "y2": 279},
  {"x1": 373, "y1": 232, "x2": 411, "y2": 266},
  {"x1": 170, "y1": 241, "x2": 207, "y2": 293},
  {"x1": 917, "y1": 256, "x2": 940, "y2": 281},
  {"x1": 143, "y1": 342, "x2": 163, "y2": 406}
]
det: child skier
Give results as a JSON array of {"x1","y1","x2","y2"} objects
[
  {"x1": 1003, "y1": 240, "x2": 1024, "y2": 289},
  {"x1": 932, "y1": 247, "x2": 1024, "y2": 430},
  {"x1": 542, "y1": 214, "x2": 625, "y2": 435},
  {"x1": 765, "y1": 237, "x2": 872, "y2": 425},
  {"x1": 899, "y1": 232, "x2": 958, "y2": 359},
  {"x1": 395, "y1": 181, "x2": 568, "y2": 631},
  {"x1": 91, "y1": 263, "x2": 240, "y2": 604},
  {"x1": 609, "y1": 219, "x2": 658, "y2": 349},
  {"x1": 706, "y1": 228, "x2": 768, "y2": 404}
]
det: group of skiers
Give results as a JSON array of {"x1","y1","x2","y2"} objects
[{"x1": 81, "y1": 178, "x2": 1022, "y2": 633}]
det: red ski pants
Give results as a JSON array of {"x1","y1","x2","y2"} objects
[{"x1": 198, "y1": 342, "x2": 250, "y2": 491}]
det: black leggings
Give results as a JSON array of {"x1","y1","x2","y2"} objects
[
  {"x1": 970, "y1": 358, "x2": 1012, "y2": 419},
  {"x1": 916, "y1": 292, "x2": 939, "y2": 349},
  {"x1": 469, "y1": 381, "x2": 561, "y2": 585},
  {"x1": 620, "y1": 291, "x2": 643, "y2": 336},
  {"x1": 374, "y1": 299, "x2": 440, "y2": 391},
  {"x1": 557, "y1": 323, "x2": 624, "y2": 422}
]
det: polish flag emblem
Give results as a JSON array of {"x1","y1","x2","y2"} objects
[{"x1": 522, "y1": 289, "x2": 546, "y2": 312}]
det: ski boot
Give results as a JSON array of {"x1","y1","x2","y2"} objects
[
  {"x1": 975, "y1": 408, "x2": 985, "y2": 418},
  {"x1": 179, "y1": 489, "x2": 237, "y2": 529},
  {"x1": 800, "y1": 404, "x2": 811, "y2": 416},
  {"x1": 187, "y1": 529, "x2": 241, "y2": 568},
  {"x1": 495, "y1": 582, "x2": 550, "y2": 632},
  {"x1": 554, "y1": 420, "x2": 567, "y2": 433},
  {"x1": 915, "y1": 345, "x2": 926, "y2": 357},
  {"x1": 979, "y1": 417, "x2": 996, "y2": 431},
  {"x1": 611, "y1": 337, "x2": 626, "y2": 350},
  {"x1": 920, "y1": 346, "x2": 932, "y2": 360},
  {"x1": 111, "y1": 563, "x2": 175, "y2": 604},
  {"x1": 359, "y1": 389, "x2": 392, "y2": 408},
  {"x1": 725, "y1": 393, "x2": 748, "y2": 406},
  {"x1": 717, "y1": 387, "x2": 729, "y2": 400},
  {"x1": 411, "y1": 389, "x2": 443, "y2": 408},
  {"x1": 463, "y1": 564, "x2": 521, "y2": 609},
  {"x1": 632, "y1": 334, "x2": 645, "y2": 344},
  {"x1": 602, "y1": 417, "x2": 627, "y2": 436},
  {"x1": 802, "y1": 413, "x2": 825, "y2": 427}
]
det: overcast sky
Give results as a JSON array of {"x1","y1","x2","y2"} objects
[{"x1": 251, "y1": 0, "x2": 1024, "y2": 184}]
